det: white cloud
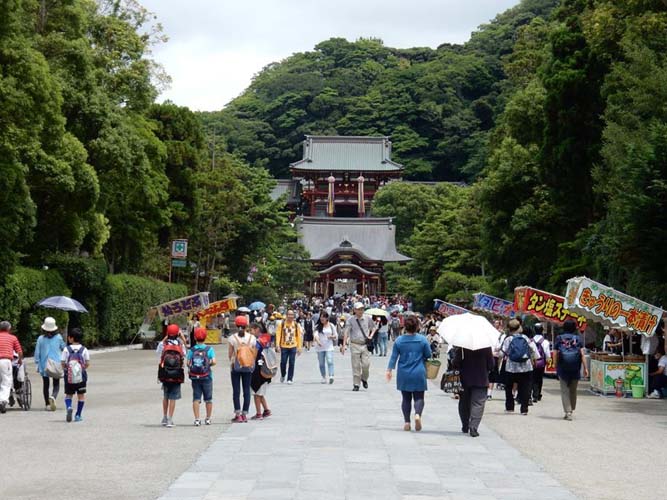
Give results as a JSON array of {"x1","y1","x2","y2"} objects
[{"x1": 141, "y1": 0, "x2": 520, "y2": 111}]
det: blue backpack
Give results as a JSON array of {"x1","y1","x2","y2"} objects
[
  {"x1": 557, "y1": 334, "x2": 582, "y2": 370},
  {"x1": 189, "y1": 346, "x2": 211, "y2": 380},
  {"x1": 508, "y1": 335, "x2": 530, "y2": 362}
]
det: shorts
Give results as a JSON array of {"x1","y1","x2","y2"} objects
[
  {"x1": 64, "y1": 382, "x2": 87, "y2": 395},
  {"x1": 252, "y1": 383, "x2": 267, "y2": 397},
  {"x1": 162, "y1": 382, "x2": 182, "y2": 400},
  {"x1": 192, "y1": 379, "x2": 213, "y2": 403}
]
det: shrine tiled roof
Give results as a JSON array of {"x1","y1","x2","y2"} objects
[
  {"x1": 296, "y1": 217, "x2": 411, "y2": 263},
  {"x1": 290, "y1": 136, "x2": 403, "y2": 173}
]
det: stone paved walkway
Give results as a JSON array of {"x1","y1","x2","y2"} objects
[{"x1": 159, "y1": 348, "x2": 577, "y2": 500}]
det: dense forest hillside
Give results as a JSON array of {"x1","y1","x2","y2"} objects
[{"x1": 201, "y1": 0, "x2": 558, "y2": 181}]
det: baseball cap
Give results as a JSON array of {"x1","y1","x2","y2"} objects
[{"x1": 353, "y1": 302, "x2": 364, "y2": 310}]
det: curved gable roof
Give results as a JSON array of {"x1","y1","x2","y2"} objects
[{"x1": 296, "y1": 217, "x2": 411, "y2": 263}]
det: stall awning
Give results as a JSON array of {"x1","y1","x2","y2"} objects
[
  {"x1": 514, "y1": 286, "x2": 587, "y2": 331},
  {"x1": 565, "y1": 276, "x2": 663, "y2": 336}
]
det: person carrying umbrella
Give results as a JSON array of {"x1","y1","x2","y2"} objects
[
  {"x1": 34, "y1": 317, "x2": 66, "y2": 411},
  {"x1": 452, "y1": 344, "x2": 495, "y2": 437}
]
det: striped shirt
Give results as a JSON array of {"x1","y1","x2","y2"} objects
[{"x1": 0, "y1": 331, "x2": 22, "y2": 359}]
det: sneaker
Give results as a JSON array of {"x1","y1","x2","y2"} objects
[
  {"x1": 280, "y1": 376, "x2": 285, "y2": 383},
  {"x1": 329, "y1": 377, "x2": 334, "y2": 384},
  {"x1": 414, "y1": 414, "x2": 422, "y2": 432},
  {"x1": 262, "y1": 409, "x2": 272, "y2": 418},
  {"x1": 161, "y1": 416, "x2": 169, "y2": 426},
  {"x1": 403, "y1": 422, "x2": 411, "y2": 431},
  {"x1": 362, "y1": 380, "x2": 368, "y2": 389},
  {"x1": 648, "y1": 390, "x2": 661, "y2": 399},
  {"x1": 231, "y1": 414, "x2": 243, "y2": 423},
  {"x1": 49, "y1": 396, "x2": 56, "y2": 411},
  {"x1": 287, "y1": 380, "x2": 293, "y2": 385},
  {"x1": 74, "y1": 415, "x2": 83, "y2": 422},
  {"x1": 66, "y1": 408, "x2": 73, "y2": 422},
  {"x1": 194, "y1": 419, "x2": 201, "y2": 426},
  {"x1": 528, "y1": 400, "x2": 534, "y2": 406},
  {"x1": 504, "y1": 409, "x2": 514, "y2": 413},
  {"x1": 166, "y1": 418, "x2": 174, "y2": 428},
  {"x1": 240, "y1": 414, "x2": 248, "y2": 423},
  {"x1": 250, "y1": 413, "x2": 263, "y2": 420},
  {"x1": 204, "y1": 418, "x2": 212, "y2": 425},
  {"x1": 564, "y1": 413, "x2": 573, "y2": 421},
  {"x1": 352, "y1": 385, "x2": 360, "y2": 392},
  {"x1": 469, "y1": 429, "x2": 480, "y2": 438},
  {"x1": 487, "y1": 394, "x2": 492, "y2": 401},
  {"x1": 0, "y1": 402, "x2": 6, "y2": 414},
  {"x1": 321, "y1": 378, "x2": 327, "y2": 384},
  {"x1": 520, "y1": 412, "x2": 528, "y2": 416},
  {"x1": 45, "y1": 405, "x2": 51, "y2": 412}
]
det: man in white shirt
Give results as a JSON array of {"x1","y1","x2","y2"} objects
[
  {"x1": 531, "y1": 323, "x2": 551, "y2": 403},
  {"x1": 648, "y1": 346, "x2": 667, "y2": 399}
]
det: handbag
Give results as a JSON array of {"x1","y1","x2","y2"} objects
[
  {"x1": 356, "y1": 318, "x2": 374, "y2": 352},
  {"x1": 45, "y1": 357, "x2": 64, "y2": 379},
  {"x1": 440, "y1": 370, "x2": 463, "y2": 394}
]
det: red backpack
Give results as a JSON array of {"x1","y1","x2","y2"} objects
[{"x1": 158, "y1": 341, "x2": 184, "y2": 383}]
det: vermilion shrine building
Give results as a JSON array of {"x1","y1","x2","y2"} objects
[{"x1": 275, "y1": 135, "x2": 410, "y2": 296}]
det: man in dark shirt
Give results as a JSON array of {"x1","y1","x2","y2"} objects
[{"x1": 454, "y1": 346, "x2": 495, "y2": 437}]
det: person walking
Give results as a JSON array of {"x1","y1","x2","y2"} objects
[
  {"x1": 228, "y1": 315, "x2": 257, "y2": 422},
  {"x1": 343, "y1": 302, "x2": 376, "y2": 391},
  {"x1": 554, "y1": 319, "x2": 588, "y2": 420},
  {"x1": 34, "y1": 317, "x2": 66, "y2": 411},
  {"x1": 499, "y1": 319, "x2": 539, "y2": 415},
  {"x1": 375, "y1": 315, "x2": 389, "y2": 357},
  {"x1": 314, "y1": 311, "x2": 337, "y2": 384},
  {"x1": 530, "y1": 323, "x2": 551, "y2": 403},
  {"x1": 385, "y1": 316, "x2": 431, "y2": 431},
  {"x1": 0, "y1": 321, "x2": 23, "y2": 414},
  {"x1": 275, "y1": 309, "x2": 302, "y2": 384},
  {"x1": 453, "y1": 346, "x2": 495, "y2": 437}
]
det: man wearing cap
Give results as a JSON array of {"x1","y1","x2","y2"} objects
[
  {"x1": 343, "y1": 303, "x2": 376, "y2": 391},
  {"x1": 34, "y1": 317, "x2": 66, "y2": 411},
  {"x1": 0, "y1": 321, "x2": 23, "y2": 414},
  {"x1": 275, "y1": 309, "x2": 302, "y2": 384}
]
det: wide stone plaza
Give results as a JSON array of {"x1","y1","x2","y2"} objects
[{"x1": 1, "y1": 343, "x2": 664, "y2": 500}]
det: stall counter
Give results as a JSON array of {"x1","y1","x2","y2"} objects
[{"x1": 589, "y1": 354, "x2": 647, "y2": 395}]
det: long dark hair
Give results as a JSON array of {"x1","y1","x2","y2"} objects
[{"x1": 316, "y1": 311, "x2": 329, "y2": 333}]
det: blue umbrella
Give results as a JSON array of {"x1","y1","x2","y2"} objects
[
  {"x1": 248, "y1": 301, "x2": 266, "y2": 311},
  {"x1": 37, "y1": 296, "x2": 88, "y2": 313}
]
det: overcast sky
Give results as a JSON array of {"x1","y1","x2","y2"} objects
[{"x1": 141, "y1": 0, "x2": 519, "y2": 111}]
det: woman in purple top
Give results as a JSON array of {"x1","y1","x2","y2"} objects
[{"x1": 386, "y1": 316, "x2": 432, "y2": 432}]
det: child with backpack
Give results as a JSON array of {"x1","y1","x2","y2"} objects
[
  {"x1": 250, "y1": 323, "x2": 275, "y2": 420},
  {"x1": 228, "y1": 315, "x2": 257, "y2": 422},
  {"x1": 157, "y1": 324, "x2": 187, "y2": 428},
  {"x1": 61, "y1": 328, "x2": 90, "y2": 423},
  {"x1": 187, "y1": 327, "x2": 216, "y2": 426}
]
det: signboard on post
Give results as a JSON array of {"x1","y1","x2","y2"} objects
[
  {"x1": 472, "y1": 293, "x2": 515, "y2": 318},
  {"x1": 171, "y1": 259, "x2": 187, "y2": 268},
  {"x1": 156, "y1": 292, "x2": 210, "y2": 320},
  {"x1": 171, "y1": 239, "x2": 188, "y2": 259}
]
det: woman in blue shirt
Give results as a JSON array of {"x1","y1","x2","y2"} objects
[
  {"x1": 34, "y1": 317, "x2": 66, "y2": 411},
  {"x1": 386, "y1": 315, "x2": 432, "y2": 431}
]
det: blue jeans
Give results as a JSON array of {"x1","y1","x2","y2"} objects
[
  {"x1": 230, "y1": 370, "x2": 251, "y2": 414},
  {"x1": 317, "y1": 351, "x2": 334, "y2": 378},
  {"x1": 377, "y1": 332, "x2": 388, "y2": 356},
  {"x1": 280, "y1": 347, "x2": 297, "y2": 381}
]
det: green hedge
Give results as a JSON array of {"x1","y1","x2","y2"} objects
[
  {"x1": 0, "y1": 266, "x2": 71, "y2": 352},
  {"x1": 101, "y1": 274, "x2": 187, "y2": 344},
  {"x1": 46, "y1": 254, "x2": 108, "y2": 345}
]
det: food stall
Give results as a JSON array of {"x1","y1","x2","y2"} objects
[
  {"x1": 197, "y1": 297, "x2": 237, "y2": 344},
  {"x1": 137, "y1": 292, "x2": 211, "y2": 346},
  {"x1": 565, "y1": 276, "x2": 663, "y2": 396},
  {"x1": 514, "y1": 287, "x2": 588, "y2": 376}
]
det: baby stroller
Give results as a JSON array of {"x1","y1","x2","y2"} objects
[{"x1": 9, "y1": 353, "x2": 32, "y2": 411}]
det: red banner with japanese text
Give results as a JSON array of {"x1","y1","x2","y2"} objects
[
  {"x1": 198, "y1": 298, "x2": 237, "y2": 319},
  {"x1": 514, "y1": 287, "x2": 587, "y2": 332}
]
